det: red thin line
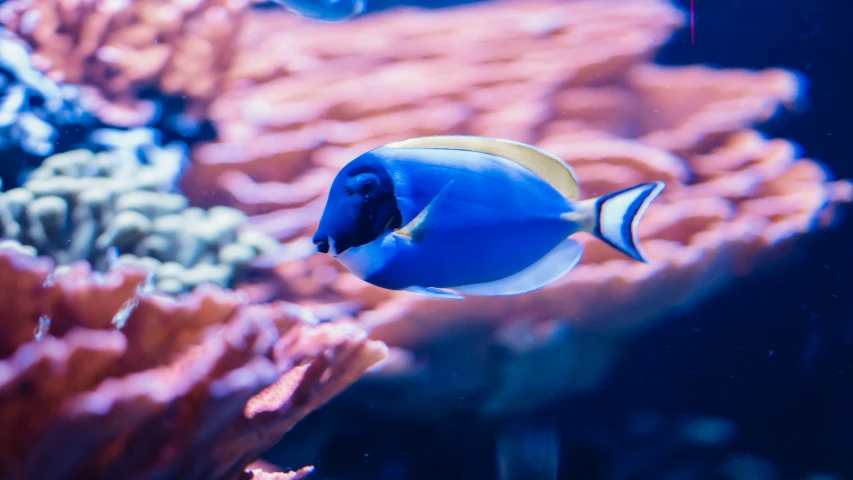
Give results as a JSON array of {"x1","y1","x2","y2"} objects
[{"x1": 690, "y1": 0, "x2": 695, "y2": 44}]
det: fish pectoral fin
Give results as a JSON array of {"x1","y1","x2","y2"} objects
[
  {"x1": 403, "y1": 286, "x2": 466, "y2": 300},
  {"x1": 394, "y1": 180, "x2": 455, "y2": 242},
  {"x1": 453, "y1": 238, "x2": 584, "y2": 296}
]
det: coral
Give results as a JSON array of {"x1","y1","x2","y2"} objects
[
  {"x1": 5, "y1": 0, "x2": 849, "y2": 416},
  {"x1": 0, "y1": 28, "x2": 97, "y2": 189},
  {"x1": 0, "y1": 0, "x2": 250, "y2": 127},
  {"x1": 240, "y1": 466, "x2": 315, "y2": 480},
  {"x1": 170, "y1": 0, "x2": 851, "y2": 414},
  {"x1": 0, "y1": 135, "x2": 282, "y2": 294},
  {"x1": 0, "y1": 245, "x2": 388, "y2": 480}
]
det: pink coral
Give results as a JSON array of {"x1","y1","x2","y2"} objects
[
  {"x1": 0, "y1": 246, "x2": 388, "y2": 479},
  {"x1": 0, "y1": 0, "x2": 251, "y2": 125},
  {"x1": 172, "y1": 0, "x2": 850, "y2": 351}
]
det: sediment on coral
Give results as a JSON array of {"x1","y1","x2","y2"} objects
[
  {"x1": 0, "y1": 133, "x2": 282, "y2": 294},
  {"x1": 0, "y1": 246, "x2": 388, "y2": 480}
]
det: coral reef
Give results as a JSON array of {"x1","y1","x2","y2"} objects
[
  {"x1": 0, "y1": 25, "x2": 257, "y2": 295},
  {"x1": 0, "y1": 0, "x2": 849, "y2": 477},
  {"x1": 3, "y1": 0, "x2": 851, "y2": 421},
  {"x1": 155, "y1": 0, "x2": 851, "y2": 415},
  {"x1": 0, "y1": 245, "x2": 388, "y2": 479},
  {"x1": 0, "y1": 135, "x2": 282, "y2": 294},
  {"x1": 0, "y1": 0, "x2": 248, "y2": 130},
  {"x1": 0, "y1": 28, "x2": 96, "y2": 189}
]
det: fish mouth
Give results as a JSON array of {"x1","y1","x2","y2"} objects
[
  {"x1": 314, "y1": 237, "x2": 330, "y2": 254},
  {"x1": 313, "y1": 234, "x2": 341, "y2": 257}
]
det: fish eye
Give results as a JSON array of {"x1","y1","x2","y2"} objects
[{"x1": 352, "y1": 173, "x2": 379, "y2": 196}]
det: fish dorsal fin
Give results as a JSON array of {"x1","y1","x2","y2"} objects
[
  {"x1": 385, "y1": 135, "x2": 581, "y2": 199},
  {"x1": 453, "y1": 238, "x2": 584, "y2": 296}
]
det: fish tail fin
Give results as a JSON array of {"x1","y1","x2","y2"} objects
[{"x1": 570, "y1": 181, "x2": 665, "y2": 263}]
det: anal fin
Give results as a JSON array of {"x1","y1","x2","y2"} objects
[{"x1": 453, "y1": 238, "x2": 584, "y2": 296}]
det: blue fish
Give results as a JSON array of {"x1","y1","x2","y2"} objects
[
  {"x1": 312, "y1": 135, "x2": 665, "y2": 300},
  {"x1": 270, "y1": 0, "x2": 365, "y2": 22}
]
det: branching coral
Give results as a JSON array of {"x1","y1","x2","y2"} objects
[
  {"x1": 0, "y1": 140, "x2": 283, "y2": 294},
  {"x1": 0, "y1": 246, "x2": 388, "y2": 480}
]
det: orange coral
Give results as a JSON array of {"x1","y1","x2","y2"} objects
[
  {"x1": 0, "y1": 246, "x2": 387, "y2": 479},
  {"x1": 172, "y1": 0, "x2": 851, "y2": 355}
]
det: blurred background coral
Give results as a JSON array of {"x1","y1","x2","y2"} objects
[{"x1": 0, "y1": 0, "x2": 851, "y2": 479}]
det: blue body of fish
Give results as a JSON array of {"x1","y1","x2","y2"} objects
[
  {"x1": 312, "y1": 135, "x2": 665, "y2": 299},
  {"x1": 347, "y1": 146, "x2": 576, "y2": 289}
]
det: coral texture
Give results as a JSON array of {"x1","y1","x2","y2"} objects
[
  {"x1": 0, "y1": 142, "x2": 281, "y2": 294},
  {"x1": 0, "y1": 0, "x2": 251, "y2": 126},
  {"x1": 0, "y1": 246, "x2": 388, "y2": 480}
]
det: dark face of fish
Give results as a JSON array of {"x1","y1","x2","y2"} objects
[{"x1": 312, "y1": 155, "x2": 401, "y2": 255}]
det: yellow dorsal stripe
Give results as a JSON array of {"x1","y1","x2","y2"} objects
[{"x1": 385, "y1": 135, "x2": 581, "y2": 199}]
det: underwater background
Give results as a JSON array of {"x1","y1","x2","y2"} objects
[{"x1": 0, "y1": 0, "x2": 851, "y2": 479}]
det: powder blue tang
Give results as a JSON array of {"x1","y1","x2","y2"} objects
[{"x1": 312, "y1": 135, "x2": 665, "y2": 299}]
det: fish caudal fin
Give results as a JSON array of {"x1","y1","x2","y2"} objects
[{"x1": 577, "y1": 181, "x2": 665, "y2": 263}]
